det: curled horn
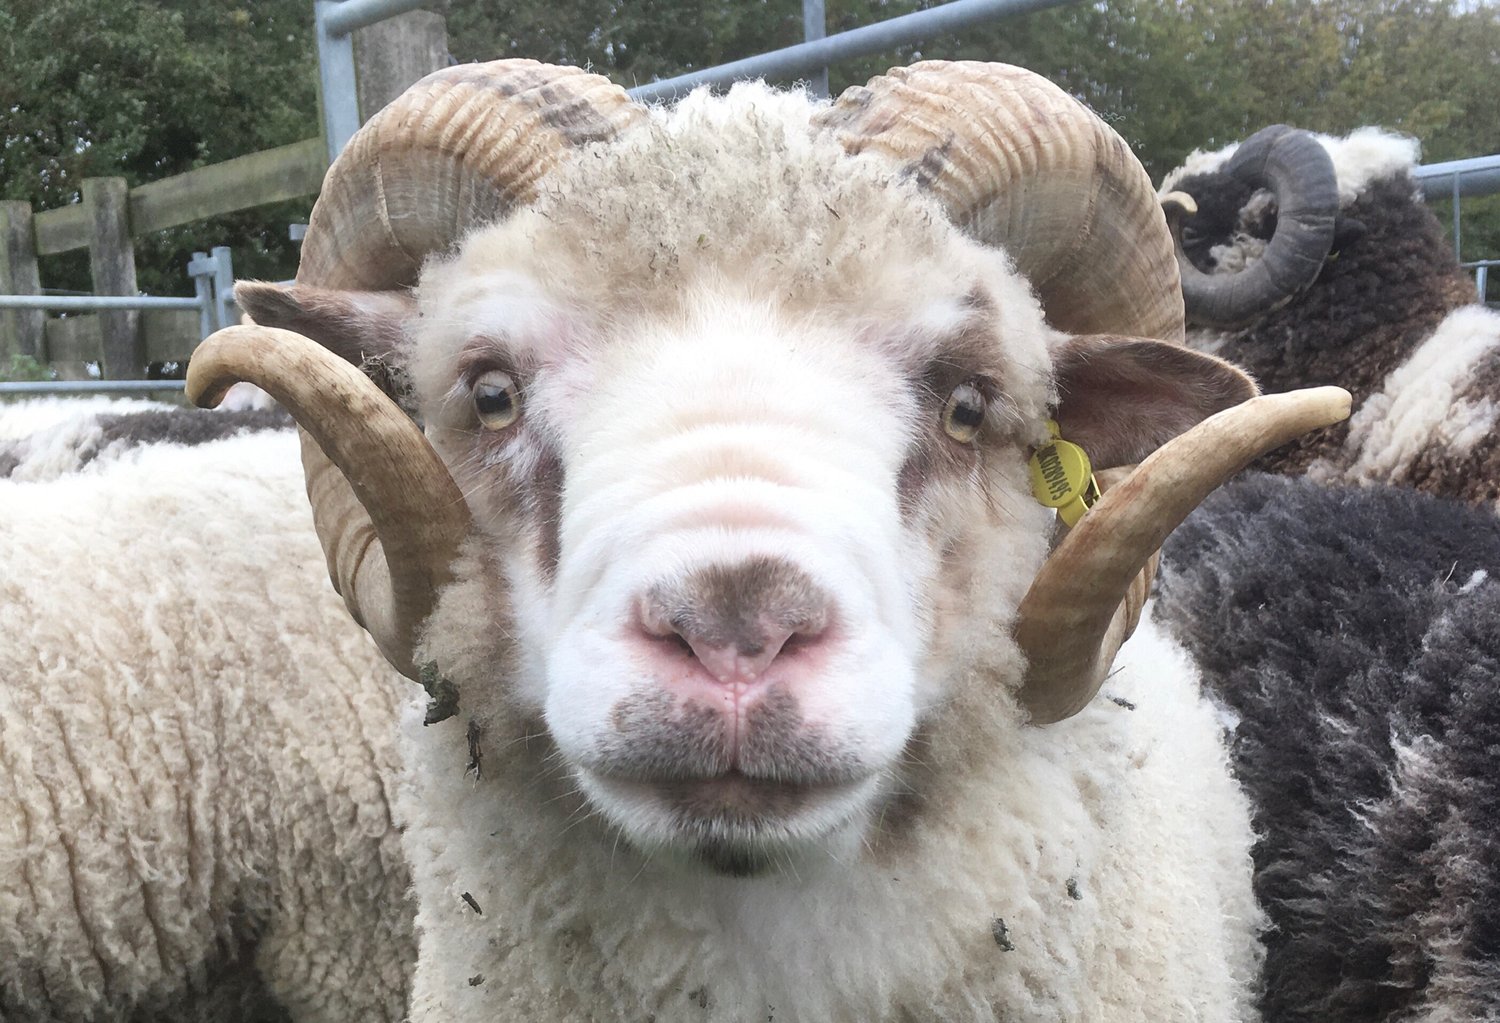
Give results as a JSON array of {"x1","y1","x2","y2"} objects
[
  {"x1": 1162, "y1": 125, "x2": 1339, "y2": 328},
  {"x1": 1014, "y1": 385, "x2": 1351, "y2": 724},
  {"x1": 188, "y1": 326, "x2": 464, "y2": 678},
  {"x1": 815, "y1": 60, "x2": 1185, "y2": 342},
  {"x1": 192, "y1": 61, "x2": 645, "y2": 676}
]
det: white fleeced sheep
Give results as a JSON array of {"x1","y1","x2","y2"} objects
[
  {"x1": 0, "y1": 396, "x2": 171, "y2": 441},
  {"x1": 0, "y1": 417, "x2": 413, "y2": 1022},
  {"x1": 1160, "y1": 126, "x2": 1500, "y2": 505},
  {"x1": 200, "y1": 60, "x2": 1349, "y2": 1022}
]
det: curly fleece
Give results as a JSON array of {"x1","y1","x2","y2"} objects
[
  {"x1": 0, "y1": 429, "x2": 413, "y2": 1022},
  {"x1": 1155, "y1": 473, "x2": 1500, "y2": 1023}
]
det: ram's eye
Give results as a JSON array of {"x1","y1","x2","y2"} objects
[
  {"x1": 1181, "y1": 224, "x2": 1206, "y2": 246},
  {"x1": 942, "y1": 382, "x2": 986, "y2": 443},
  {"x1": 473, "y1": 370, "x2": 521, "y2": 430}
]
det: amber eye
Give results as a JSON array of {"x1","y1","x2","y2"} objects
[
  {"x1": 942, "y1": 382, "x2": 986, "y2": 443},
  {"x1": 473, "y1": 369, "x2": 521, "y2": 430}
]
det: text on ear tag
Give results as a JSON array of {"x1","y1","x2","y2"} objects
[{"x1": 1029, "y1": 420, "x2": 1101, "y2": 527}]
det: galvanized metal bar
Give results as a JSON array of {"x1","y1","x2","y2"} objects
[
  {"x1": 210, "y1": 246, "x2": 237, "y2": 330},
  {"x1": 628, "y1": 0, "x2": 1079, "y2": 102},
  {"x1": 0, "y1": 379, "x2": 187, "y2": 395},
  {"x1": 1452, "y1": 173, "x2": 1462, "y2": 259},
  {"x1": 323, "y1": 0, "x2": 430, "y2": 37},
  {"x1": 0, "y1": 295, "x2": 203, "y2": 311},
  {"x1": 1415, "y1": 154, "x2": 1500, "y2": 199},
  {"x1": 1476, "y1": 264, "x2": 1488, "y2": 304},
  {"x1": 315, "y1": 0, "x2": 363, "y2": 162},
  {"x1": 188, "y1": 250, "x2": 217, "y2": 340},
  {"x1": 803, "y1": 0, "x2": 829, "y2": 99}
]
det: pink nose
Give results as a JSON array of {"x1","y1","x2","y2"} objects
[
  {"x1": 637, "y1": 557, "x2": 833, "y2": 688},
  {"x1": 669, "y1": 623, "x2": 799, "y2": 686}
]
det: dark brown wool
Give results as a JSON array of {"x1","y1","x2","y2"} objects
[
  {"x1": 1156, "y1": 474, "x2": 1500, "y2": 1023},
  {"x1": 1176, "y1": 172, "x2": 1477, "y2": 474}
]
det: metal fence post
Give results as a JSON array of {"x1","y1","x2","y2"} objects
[
  {"x1": 188, "y1": 251, "x2": 217, "y2": 339},
  {"x1": 0, "y1": 200, "x2": 45, "y2": 361},
  {"x1": 315, "y1": 0, "x2": 363, "y2": 163},
  {"x1": 803, "y1": 0, "x2": 829, "y2": 98},
  {"x1": 315, "y1": 0, "x2": 436, "y2": 161},
  {"x1": 210, "y1": 247, "x2": 237, "y2": 330}
]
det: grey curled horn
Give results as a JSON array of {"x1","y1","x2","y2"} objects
[{"x1": 1164, "y1": 125, "x2": 1339, "y2": 329}]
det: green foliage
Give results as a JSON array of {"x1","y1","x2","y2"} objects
[
  {"x1": 448, "y1": 0, "x2": 1500, "y2": 255},
  {"x1": 2, "y1": 0, "x2": 1497, "y2": 300},
  {"x1": 0, "y1": 354, "x2": 54, "y2": 382},
  {"x1": 0, "y1": 0, "x2": 317, "y2": 292}
]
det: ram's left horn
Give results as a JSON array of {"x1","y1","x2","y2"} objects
[
  {"x1": 188, "y1": 324, "x2": 470, "y2": 679},
  {"x1": 1014, "y1": 385, "x2": 1352, "y2": 724}
]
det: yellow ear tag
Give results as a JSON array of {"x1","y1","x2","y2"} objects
[{"x1": 1028, "y1": 420, "x2": 1101, "y2": 528}]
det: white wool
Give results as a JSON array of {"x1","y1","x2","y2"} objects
[
  {"x1": 1160, "y1": 126, "x2": 1421, "y2": 207},
  {"x1": 1159, "y1": 140, "x2": 1240, "y2": 195},
  {"x1": 1312, "y1": 126, "x2": 1422, "y2": 206},
  {"x1": 1, "y1": 430, "x2": 413, "y2": 1020},
  {"x1": 400, "y1": 584, "x2": 1261, "y2": 1022},
  {"x1": 0, "y1": 395, "x2": 169, "y2": 440},
  {"x1": 1, "y1": 410, "x2": 113, "y2": 480},
  {"x1": 216, "y1": 380, "x2": 277, "y2": 411},
  {"x1": 1324, "y1": 305, "x2": 1500, "y2": 484}
]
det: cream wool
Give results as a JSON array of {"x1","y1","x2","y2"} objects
[
  {"x1": 0, "y1": 429, "x2": 413, "y2": 1021},
  {"x1": 0, "y1": 396, "x2": 169, "y2": 440},
  {"x1": 1312, "y1": 304, "x2": 1500, "y2": 499}
]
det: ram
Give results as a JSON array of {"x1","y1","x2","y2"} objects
[
  {"x1": 200, "y1": 60, "x2": 1347, "y2": 1021},
  {"x1": 0, "y1": 417, "x2": 413, "y2": 1022},
  {"x1": 1159, "y1": 125, "x2": 1500, "y2": 505},
  {"x1": 1155, "y1": 472, "x2": 1500, "y2": 1022}
]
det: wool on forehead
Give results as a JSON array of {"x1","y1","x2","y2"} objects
[{"x1": 421, "y1": 81, "x2": 1000, "y2": 322}]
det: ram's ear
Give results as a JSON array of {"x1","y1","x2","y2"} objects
[
  {"x1": 1052, "y1": 335, "x2": 1258, "y2": 469},
  {"x1": 234, "y1": 281, "x2": 414, "y2": 367}
]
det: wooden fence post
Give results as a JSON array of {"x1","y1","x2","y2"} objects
[
  {"x1": 83, "y1": 177, "x2": 144, "y2": 379},
  {"x1": 0, "y1": 200, "x2": 45, "y2": 363},
  {"x1": 353, "y1": 10, "x2": 449, "y2": 122}
]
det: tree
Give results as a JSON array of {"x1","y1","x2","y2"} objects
[
  {"x1": 3, "y1": 0, "x2": 1496, "y2": 299},
  {"x1": 0, "y1": 0, "x2": 318, "y2": 293}
]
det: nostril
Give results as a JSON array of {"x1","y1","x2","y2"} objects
[{"x1": 636, "y1": 559, "x2": 837, "y2": 685}]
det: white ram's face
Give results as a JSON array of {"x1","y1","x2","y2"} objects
[{"x1": 412, "y1": 226, "x2": 1055, "y2": 875}]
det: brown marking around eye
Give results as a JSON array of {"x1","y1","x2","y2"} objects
[{"x1": 528, "y1": 446, "x2": 565, "y2": 578}]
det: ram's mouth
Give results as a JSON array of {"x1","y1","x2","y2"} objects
[{"x1": 582, "y1": 768, "x2": 878, "y2": 876}]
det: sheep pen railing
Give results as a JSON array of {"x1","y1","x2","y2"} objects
[
  {"x1": 5, "y1": 0, "x2": 1496, "y2": 390},
  {"x1": 1414, "y1": 154, "x2": 1500, "y2": 306}
]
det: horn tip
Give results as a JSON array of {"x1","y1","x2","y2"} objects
[
  {"x1": 1161, "y1": 191, "x2": 1198, "y2": 217},
  {"x1": 185, "y1": 324, "x2": 264, "y2": 409}
]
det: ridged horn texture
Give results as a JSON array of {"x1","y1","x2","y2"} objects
[
  {"x1": 815, "y1": 61, "x2": 1185, "y2": 342},
  {"x1": 300, "y1": 60, "x2": 646, "y2": 290},
  {"x1": 1014, "y1": 385, "x2": 1352, "y2": 724},
  {"x1": 209, "y1": 61, "x2": 644, "y2": 676},
  {"x1": 1165, "y1": 125, "x2": 1339, "y2": 329},
  {"x1": 187, "y1": 325, "x2": 470, "y2": 679}
]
